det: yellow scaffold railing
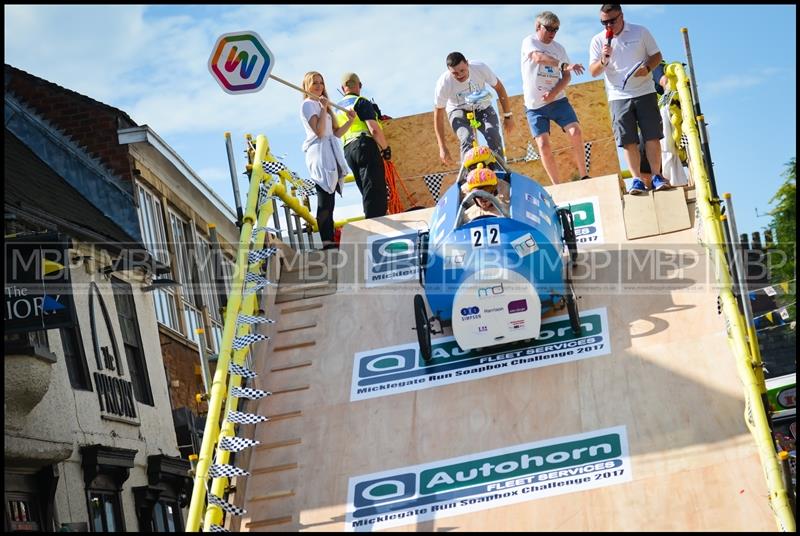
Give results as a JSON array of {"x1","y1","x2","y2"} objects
[
  {"x1": 667, "y1": 61, "x2": 795, "y2": 532},
  {"x1": 185, "y1": 134, "x2": 319, "y2": 531}
]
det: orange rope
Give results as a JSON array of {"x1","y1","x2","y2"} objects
[{"x1": 384, "y1": 160, "x2": 414, "y2": 214}]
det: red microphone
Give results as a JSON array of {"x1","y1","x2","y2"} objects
[{"x1": 605, "y1": 27, "x2": 614, "y2": 48}]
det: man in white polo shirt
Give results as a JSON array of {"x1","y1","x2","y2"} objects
[
  {"x1": 434, "y1": 52, "x2": 515, "y2": 166},
  {"x1": 589, "y1": 4, "x2": 667, "y2": 195}
]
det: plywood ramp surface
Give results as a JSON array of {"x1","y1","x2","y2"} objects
[{"x1": 240, "y1": 175, "x2": 774, "y2": 531}]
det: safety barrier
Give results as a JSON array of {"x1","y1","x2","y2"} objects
[{"x1": 668, "y1": 62, "x2": 795, "y2": 531}]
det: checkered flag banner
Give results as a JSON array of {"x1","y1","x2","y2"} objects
[
  {"x1": 207, "y1": 493, "x2": 247, "y2": 517},
  {"x1": 227, "y1": 410, "x2": 269, "y2": 424},
  {"x1": 209, "y1": 463, "x2": 251, "y2": 478},
  {"x1": 219, "y1": 435, "x2": 260, "y2": 452},
  {"x1": 208, "y1": 524, "x2": 229, "y2": 533},
  {"x1": 258, "y1": 183, "x2": 281, "y2": 208},
  {"x1": 262, "y1": 160, "x2": 287, "y2": 175},
  {"x1": 232, "y1": 333, "x2": 270, "y2": 350},
  {"x1": 248, "y1": 247, "x2": 277, "y2": 264},
  {"x1": 251, "y1": 226, "x2": 280, "y2": 240},
  {"x1": 679, "y1": 134, "x2": 689, "y2": 150},
  {"x1": 237, "y1": 313, "x2": 275, "y2": 325},
  {"x1": 524, "y1": 140, "x2": 540, "y2": 162},
  {"x1": 244, "y1": 271, "x2": 275, "y2": 286},
  {"x1": 423, "y1": 172, "x2": 446, "y2": 202},
  {"x1": 584, "y1": 142, "x2": 592, "y2": 174},
  {"x1": 230, "y1": 386, "x2": 271, "y2": 400},
  {"x1": 289, "y1": 171, "x2": 318, "y2": 198},
  {"x1": 229, "y1": 362, "x2": 257, "y2": 379}
]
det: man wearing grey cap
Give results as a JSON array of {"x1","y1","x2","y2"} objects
[{"x1": 335, "y1": 72, "x2": 390, "y2": 218}]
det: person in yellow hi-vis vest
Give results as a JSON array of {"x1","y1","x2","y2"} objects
[{"x1": 336, "y1": 72, "x2": 391, "y2": 218}]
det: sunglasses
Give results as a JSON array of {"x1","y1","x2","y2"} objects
[
  {"x1": 600, "y1": 16, "x2": 619, "y2": 26},
  {"x1": 541, "y1": 24, "x2": 559, "y2": 33}
]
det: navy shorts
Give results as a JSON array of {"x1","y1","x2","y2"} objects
[
  {"x1": 525, "y1": 97, "x2": 579, "y2": 138},
  {"x1": 610, "y1": 93, "x2": 663, "y2": 147}
]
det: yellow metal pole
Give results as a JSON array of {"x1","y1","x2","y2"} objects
[{"x1": 669, "y1": 63, "x2": 795, "y2": 532}]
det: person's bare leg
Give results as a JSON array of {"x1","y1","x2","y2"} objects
[
  {"x1": 564, "y1": 122, "x2": 587, "y2": 178},
  {"x1": 536, "y1": 133, "x2": 560, "y2": 184},
  {"x1": 644, "y1": 138, "x2": 663, "y2": 177},
  {"x1": 622, "y1": 143, "x2": 642, "y2": 179}
]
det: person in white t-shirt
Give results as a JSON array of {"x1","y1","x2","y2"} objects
[
  {"x1": 589, "y1": 4, "x2": 667, "y2": 195},
  {"x1": 300, "y1": 71, "x2": 356, "y2": 249},
  {"x1": 433, "y1": 52, "x2": 515, "y2": 166},
  {"x1": 521, "y1": 11, "x2": 588, "y2": 184}
]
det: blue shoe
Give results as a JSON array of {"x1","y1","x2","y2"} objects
[
  {"x1": 652, "y1": 174, "x2": 670, "y2": 191},
  {"x1": 627, "y1": 177, "x2": 647, "y2": 195}
]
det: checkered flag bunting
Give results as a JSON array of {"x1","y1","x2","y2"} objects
[
  {"x1": 258, "y1": 183, "x2": 281, "y2": 207},
  {"x1": 262, "y1": 160, "x2": 286, "y2": 175},
  {"x1": 209, "y1": 463, "x2": 251, "y2": 478},
  {"x1": 208, "y1": 524, "x2": 229, "y2": 533},
  {"x1": 232, "y1": 333, "x2": 270, "y2": 350},
  {"x1": 228, "y1": 362, "x2": 257, "y2": 379},
  {"x1": 207, "y1": 494, "x2": 247, "y2": 517},
  {"x1": 248, "y1": 247, "x2": 277, "y2": 264},
  {"x1": 423, "y1": 172, "x2": 445, "y2": 202},
  {"x1": 251, "y1": 226, "x2": 280, "y2": 239},
  {"x1": 227, "y1": 410, "x2": 269, "y2": 424},
  {"x1": 680, "y1": 134, "x2": 689, "y2": 150},
  {"x1": 584, "y1": 142, "x2": 592, "y2": 174},
  {"x1": 524, "y1": 140, "x2": 540, "y2": 162},
  {"x1": 289, "y1": 172, "x2": 318, "y2": 198},
  {"x1": 231, "y1": 386, "x2": 271, "y2": 400},
  {"x1": 219, "y1": 435, "x2": 260, "y2": 452},
  {"x1": 237, "y1": 313, "x2": 275, "y2": 325}
]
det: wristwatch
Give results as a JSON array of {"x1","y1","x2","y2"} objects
[
  {"x1": 503, "y1": 112, "x2": 513, "y2": 118},
  {"x1": 560, "y1": 62, "x2": 568, "y2": 72}
]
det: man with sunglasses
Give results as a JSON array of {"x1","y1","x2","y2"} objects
[
  {"x1": 521, "y1": 11, "x2": 589, "y2": 184},
  {"x1": 589, "y1": 4, "x2": 668, "y2": 195}
]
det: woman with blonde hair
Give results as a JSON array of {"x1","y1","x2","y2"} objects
[{"x1": 300, "y1": 71, "x2": 356, "y2": 249}]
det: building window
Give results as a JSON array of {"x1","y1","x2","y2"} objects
[
  {"x1": 136, "y1": 183, "x2": 169, "y2": 265},
  {"x1": 61, "y1": 326, "x2": 92, "y2": 391},
  {"x1": 110, "y1": 277, "x2": 153, "y2": 406},
  {"x1": 152, "y1": 500, "x2": 182, "y2": 532},
  {"x1": 5, "y1": 494, "x2": 40, "y2": 532},
  {"x1": 88, "y1": 490, "x2": 122, "y2": 532}
]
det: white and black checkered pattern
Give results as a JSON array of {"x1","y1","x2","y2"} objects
[
  {"x1": 584, "y1": 142, "x2": 592, "y2": 175},
  {"x1": 231, "y1": 386, "x2": 271, "y2": 400},
  {"x1": 232, "y1": 333, "x2": 270, "y2": 350},
  {"x1": 257, "y1": 183, "x2": 278, "y2": 208},
  {"x1": 262, "y1": 160, "x2": 287, "y2": 175},
  {"x1": 251, "y1": 226, "x2": 280, "y2": 239},
  {"x1": 289, "y1": 172, "x2": 318, "y2": 198},
  {"x1": 209, "y1": 463, "x2": 251, "y2": 478},
  {"x1": 422, "y1": 173, "x2": 445, "y2": 202},
  {"x1": 208, "y1": 524, "x2": 229, "y2": 533},
  {"x1": 237, "y1": 313, "x2": 275, "y2": 325},
  {"x1": 207, "y1": 493, "x2": 247, "y2": 517},
  {"x1": 524, "y1": 140, "x2": 540, "y2": 162},
  {"x1": 228, "y1": 362, "x2": 257, "y2": 379},
  {"x1": 679, "y1": 134, "x2": 689, "y2": 150},
  {"x1": 227, "y1": 410, "x2": 269, "y2": 424},
  {"x1": 219, "y1": 435, "x2": 260, "y2": 452},
  {"x1": 248, "y1": 247, "x2": 277, "y2": 264}
]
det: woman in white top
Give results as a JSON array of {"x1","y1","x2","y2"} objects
[{"x1": 300, "y1": 71, "x2": 355, "y2": 249}]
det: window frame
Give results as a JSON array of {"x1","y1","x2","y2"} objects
[{"x1": 110, "y1": 276, "x2": 154, "y2": 406}]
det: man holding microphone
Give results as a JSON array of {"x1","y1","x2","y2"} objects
[{"x1": 589, "y1": 4, "x2": 667, "y2": 195}]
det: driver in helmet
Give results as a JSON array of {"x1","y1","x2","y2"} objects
[{"x1": 464, "y1": 165, "x2": 510, "y2": 222}]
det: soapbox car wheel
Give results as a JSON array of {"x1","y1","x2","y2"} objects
[
  {"x1": 417, "y1": 231, "x2": 429, "y2": 288},
  {"x1": 558, "y1": 207, "x2": 578, "y2": 266},
  {"x1": 566, "y1": 280, "x2": 582, "y2": 336},
  {"x1": 414, "y1": 294, "x2": 432, "y2": 362}
]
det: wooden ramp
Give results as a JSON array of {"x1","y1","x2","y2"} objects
[{"x1": 237, "y1": 174, "x2": 774, "y2": 531}]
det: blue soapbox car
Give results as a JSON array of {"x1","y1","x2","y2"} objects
[{"x1": 414, "y1": 152, "x2": 580, "y2": 362}]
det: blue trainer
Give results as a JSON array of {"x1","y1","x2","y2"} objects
[
  {"x1": 652, "y1": 174, "x2": 670, "y2": 191},
  {"x1": 627, "y1": 177, "x2": 647, "y2": 195}
]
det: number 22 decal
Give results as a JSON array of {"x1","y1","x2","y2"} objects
[{"x1": 471, "y1": 224, "x2": 501, "y2": 249}]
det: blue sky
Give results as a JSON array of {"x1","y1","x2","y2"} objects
[{"x1": 5, "y1": 4, "x2": 796, "y2": 236}]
